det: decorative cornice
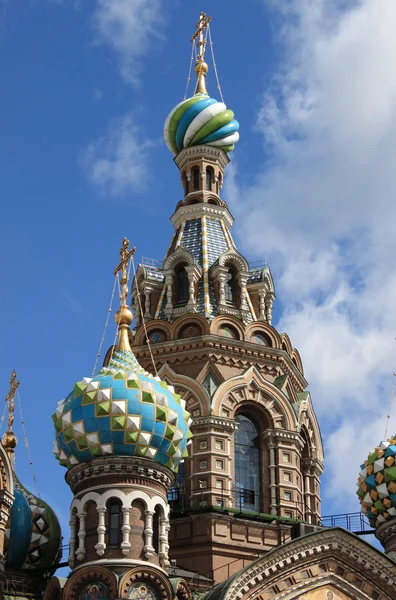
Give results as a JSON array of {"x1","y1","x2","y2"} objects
[
  {"x1": 174, "y1": 145, "x2": 230, "y2": 170},
  {"x1": 66, "y1": 456, "x2": 175, "y2": 493},
  {"x1": 171, "y1": 203, "x2": 234, "y2": 229},
  {"x1": 191, "y1": 416, "x2": 238, "y2": 431}
]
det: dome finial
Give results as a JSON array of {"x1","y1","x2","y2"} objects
[
  {"x1": 114, "y1": 237, "x2": 135, "y2": 353},
  {"x1": 2, "y1": 369, "x2": 19, "y2": 459},
  {"x1": 191, "y1": 12, "x2": 212, "y2": 95}
]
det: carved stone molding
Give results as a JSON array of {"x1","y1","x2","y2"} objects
[
  {"x1": 118, "y1": 566, "x2": 174, "y2": 599},
  {"x1": 63, "y1": 565, "x2": 118, "y2": 600}
]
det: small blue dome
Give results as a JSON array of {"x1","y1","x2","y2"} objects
[
  {"x1": 53, "y1": 349, "x2": 192, "y2": 472},
  {"x1": 5, "y1": 476, "x2": 61, "y2": 575}
]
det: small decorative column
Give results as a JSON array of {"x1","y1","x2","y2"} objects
[
  {"x1": 143, "y1": 286, "x2": 153, "y2": 320},
  {"x1": 268, "y1": 441, "x2": 278, "y2": 516},
  {"x1": 185, "y1": 266, "x2": 198, "y2": 310},
  {"x1": 75, "y1": 510, "x2": 87, "y2": 561},
  {"x1": 132, "y1": 290, "x2": 141, "y2": 327},
  {"x1": 258, "y1": 290, "x2": 266, "y2": 321},
  {"x1": 218, "y1": 272, "x2": 226, "y2": 305},
  {"x1": 121, "y1": 507, "x2": 131, "y2": 555},
  {"x1": 144, "y1": 510, "x2": 155, "y2": 559},
  {"x1": 238, "y1": 274, "x2": 249, "y2": 312},
  {"x1": 303, "y1": 474, "x2": 312, "y2": 524},
  {"x1": 95, "y1": 507, "x2": 107, "y2": 556},
  {"x1": 68, "y1": 512, "x2": 77, "y2": 568},
  {"x1": 159, "y1": 517, "x2": 170, "y2": 568},
  {"x1": 265, "y1": 294, "x2": 274, "y2": 325},
  {"x1": 164, "y1": 273, "x2": 174, "y2": 319}
]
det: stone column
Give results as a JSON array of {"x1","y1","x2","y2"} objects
[
  {"x1": 164, "y1": 273, "x2": 174, "y2": 319},
  {"x1": 143, "y1": 286, "x2": 153, "y2": 319},
  {"x1": 268, "y1": 441, "x2": 278, "y2": 516},
  {"x1": 95, "y1": 507, "x2": 106, "y2": 556},
  {"x1": 238, "y1": 274, "x2": 249, "y2": 311},
  {"x1": 376, "y1": 521, "x2": 396, "y2": 561},
  {"x1": 144, "y1": 510, "x2": 155, "y2": 559},
  {"x1": 75, "y1": 510, "x2": 87, "y2": 561},
  {"x1": 132, "y1": 290, "x2": 141, "y2": 327},
  {"x1": 265, "y1": 294, "x2": 274, "y2": 325},
  {"x1": 185, "y1": 266, "x2": 197, "y2": 310},
  {"x1": 121, "y1": 507, "x2": 131, "y2": 555},
  {"x1": 218, "y1": 272, "x2": 226, "y2": 305},
  {"x1": 258, "y1": 290, "x2": 266, "y2": 320},
  {"x1": 304, "y1": 474, "x2": 312, "y2": 524},
  {"x1": 159, "y1": 517, "x2": 170, "y2": 568}
]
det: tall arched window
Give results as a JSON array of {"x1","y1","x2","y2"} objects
[
  {"x1": 108, "y1": 502, "x2": 121, "y2": 546},
  {"x1": 206, "y1": 167, "x2": 213, "y2": 190},
  {"x1": 235, "y1": 415, "x2": 260, "y2": 511},
  {"x1": 225, "y1": 267, "x2": 236, "y2": 304},
  {"x1": 175, "y1": 265, "x2": 189, "y2": 305},
  {"x1": 193, "y1": 167, "x2": 200, "y2": 191},
  {"x1": 152, "y1": 508, "x2": 160, "y2": 553}
]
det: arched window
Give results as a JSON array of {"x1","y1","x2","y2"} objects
[
  {"x1": 175, "y1": 265, "x2": 189, "y2": 305},
  {"x1": 152, "y1": 508, "x2": 160, "y2": 553},
  {"x1": 108, "y1": 502, "x2": 121, "y2": 546},
  {"x1": 225, "y1": 267, "x2": 236, "y2": 304},
  {"x1": 235, "y1": 415, "x2": 260, "y2": 511},
  {"x1": 193, "y1": 167, "x2": 200, "y2": 191},
  {"x1": 206, "y1": 167, "x2": 213, "y2": 190}
]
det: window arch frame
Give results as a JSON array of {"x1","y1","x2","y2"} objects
[
  {"x1": 192, "y1": 166, "x2": 200, "y2": 191},
  {"x1": 224, "y1": 265, "x2": 237, "y2": 305},
  {"x1": 234, "y1": 414, "x2": 261, "y2": 512},
  {"x1": 175, "y1": 263, "x2": 189, "y2": 306},
  {"x1": 107, "y1": 499, "x2": 122, "y2": 547}
]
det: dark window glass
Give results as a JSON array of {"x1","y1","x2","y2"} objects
[
  {"x1": 193, "y1": 167, "x2": 200, "y2": 190},
  {"x1": 225, "y1": 268, "x2": 236, "y2": 303},
  {"x1": 206, "y1": 168, "x2": 212, "y2": 190},
  {"x1": 109, "y1": 503, "x2": 120, "y2": 545},
  {"x1": 152, "y1": 510, "x2": 159, "y2": 553},
  {"x1": 176, "y1": 265, "x2": 189, "y2": 305},
  {"x1": 235, "y1": 415, "x2": 260, "y2": 511}
]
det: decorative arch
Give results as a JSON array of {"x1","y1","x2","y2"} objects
[
  {"x1": 157, "y1": 363, "x2": 210, "y2": 417},
  {"x1": 295, "y1": 393, "x2": 324, "y2": 463},
  {"x1": 219, "y1": 529, "x2": 396, "y2": 600},
  {"x1": 245, "y1": 321, "x2": 281, "y2": 348},
  {"x1": 72, "y1": 489, "x2": 168, "y2": 515},
  {"x1": 163, "y1": 247, "x2": 197, "y2": 271},
  {"x1": 217, "y1": 248, "x2": 249, "y2": 272},
  {"x1": 210, "y1": 315, "x2": 245, "y2": 341},
  {"x1": 212, "y1": 366, "x2": 298, "y2": 431},
  {"x1": 172, "y1": 314, "x2": 210, "y2": 339},
  {"x1": 206, "y1": 195, "x2": 221, "y2": 206},
  {"x1": 43, "y1": 576, "x2": 65, "y2": 600},
  {"x1": 134, "y1": 321, "x2": 172, "y2": 347},
  {"x1": 119, "y1": 566, "x2": 174, "y2": 600},
  {"x1": 291, "y1": 347, "x2": 304, "y2": 374},
  {"x1": 281, "y1": 333, "x2": 293, "y2": 355},
  {"x1": 63, "y1": 565, "x2": 118, "y2": 600}
]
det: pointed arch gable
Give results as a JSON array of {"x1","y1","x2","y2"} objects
[
  {"x1": 157, "y1": 363, "x2": 210, "y2": 416},
  {"x1": 217, "y1": 248, "x2": 249, "y2": 272},
  {"x1": 211, "y1": 528, "x2": 396, "y2": 600},
  {"x1": 291, "y1": 347, "x2": 304, "y2": 375},
  {"x1": 212, "y1": 366, "x2": 299, "y2": 431},
  {"x1": 295, "y1": 392, "x2": 324, "y2": 463},
  {"x1": 163, "y1": 247, "x2": 198, "y2": 270},
  {"x1": 281, "y1": 333, "x2": 293, "y2": 355}
]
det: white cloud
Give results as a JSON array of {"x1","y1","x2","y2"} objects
[
  {"x1": 228, "y1": 0, "x2": 396, "y2": 512},
  {"x1": 80, "y1": 113, "x2": 152, "y2": 197},
  {"x1": 93, "y1": 0, "x2": 163, "y2": 84}
]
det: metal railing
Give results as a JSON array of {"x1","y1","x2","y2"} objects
[
  {"x1": 320, "y1": 512, "x2": 374, "y2": 535},
  {"x1": 141, "y1": 256, "x2": 163, "y2": 268},
  {"x1": 249, "y1": 260, "x2": 267, "y2": 270}
]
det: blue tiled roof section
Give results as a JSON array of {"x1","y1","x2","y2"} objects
[
  {"x1": 206, "y1": 218, "x2": 229, "y2": 266},
  {"x1": 180, "y1": 218, "x2": 203, "y2": 265},
  {"x1": 167, "y1": 228, "x2": 180, "y2": 257}
]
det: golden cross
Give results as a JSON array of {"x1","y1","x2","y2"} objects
[
  {"x1": 114, "y1": 237, "x2": 136, "y2": 306},
  {"x1": 191, "y1": 12, "x2": 212, "y2": 62},
  {"x1": 5, "y1": 370, "x2": 19, "y2": 433}
]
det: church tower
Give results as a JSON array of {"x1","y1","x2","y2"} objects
[{"x1": 131, "y1": 13, "x2": 324, "y2": 584}]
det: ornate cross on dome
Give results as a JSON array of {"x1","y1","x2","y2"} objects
[
  {"x1": 3, "y1": 369, "x2": 19, "y2": 459},
  {"x1": 114, "y1": 237, "x2": 136, "y2": 306},
  {"x1": 191, "y1": 12, "x2": 212, "y2": 62}
]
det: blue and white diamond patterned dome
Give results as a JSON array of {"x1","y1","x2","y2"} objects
[
  {"x1": 4, "y1": 475, "x2": 61, "y2": 575},
  {"x1": 53, "y1": 349, "x2": 192, "y2": 472}
]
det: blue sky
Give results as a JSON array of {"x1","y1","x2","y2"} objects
[{"x1": 1, "y1": 0, "x2": 396, "y2": 557}]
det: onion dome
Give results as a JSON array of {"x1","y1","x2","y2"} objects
[
  {"x1": 357, "y1": 436, "x2": 396, "y2": 527},
  {"x1": 164, "y1": 93, "x2": 239, "y2": 155},
  {"x1": 53, "y1": 238, "x2": 192, "y2": 472},
  {"x1": 164, "y1": 13, "x2": 239, "y2": 155},
  {"x1": 4, "y1": 475, "x2": 61, "y2": 575}
]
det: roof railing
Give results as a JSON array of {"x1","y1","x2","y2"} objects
[
  {"x1": 249, "y1": 260, "x2": 267, "y2": 270},
  {"x1": 141, "y1": 256, "x2": 163, "y2": 268}
]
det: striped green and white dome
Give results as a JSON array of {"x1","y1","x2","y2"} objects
[{"x1": 164, "y1": 93, "x2": 239, "y2": 155}]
